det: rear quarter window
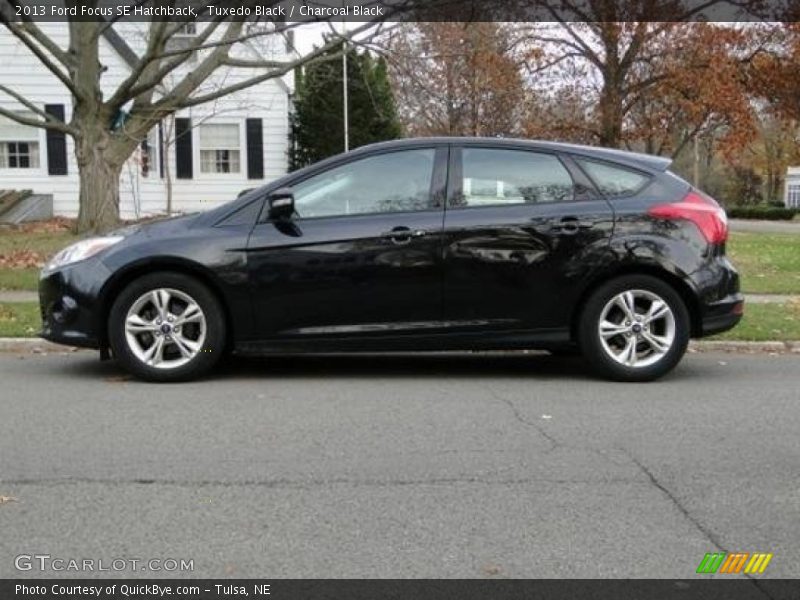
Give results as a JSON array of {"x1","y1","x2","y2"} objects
[{"x1": 576, "y1": 158, "x2": 652, "y2": 197}]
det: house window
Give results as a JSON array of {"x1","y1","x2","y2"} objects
[
  {"x1": 139, "y1": 129, "x2": 157, "y2": 178},
  {"x1": 199, "y1": 123, "x2": 241, "y2": 174},
  {"x1": 175, "y1": 23, "x2": 197, "y2": 35},
  {"x1": 0, "y1": 114, "x2": 40, "y2": 169},
  {"x1": 166, "y1": 23, "x2": 198, "y2": 63},
  {"x1": 787, "y1": 183, "x2": 800, "y2": 209}
]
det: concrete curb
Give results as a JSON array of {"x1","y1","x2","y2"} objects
[
  {"x1": 0, "y1": 338, "x2": 84, "y2": 353},
  {"x1": 688, "y1": 340, "x2": 799, "y2": 354},
  {"x1": 1, "y1": 338, "x2": 799, "y2": 355}
]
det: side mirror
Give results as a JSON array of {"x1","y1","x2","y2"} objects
[{"x1": 267, "y1": 188, "x2": 295, "y2": 220}]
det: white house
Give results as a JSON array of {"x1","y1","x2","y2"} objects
[
  {"x1": 0, "y1": 22, "x2": 293, "y2": 219},
  {"x1": 786, "y1": 167, "x2": 800, "y2": 208}
]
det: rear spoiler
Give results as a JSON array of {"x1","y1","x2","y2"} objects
[
  {"x1": 576, "y1": 147, "x2": 672, "y2": 173},
  {"x1": 546, "y1": 142, "x2": 673, "y2": 173}
]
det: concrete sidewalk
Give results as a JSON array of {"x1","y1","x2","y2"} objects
[
  {"x1": 729, "y1": 218, "x2": 800, "y2": 234},
  {"x1": 0, "y1": 290, "x2": 37, "y2": 302}
]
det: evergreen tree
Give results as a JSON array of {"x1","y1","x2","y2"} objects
[{"x1": 290, "y1": 43, "x2": 402, "y2": 170}]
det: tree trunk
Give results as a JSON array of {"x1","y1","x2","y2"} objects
[
  {"x1": 74, "y1": 125, "x2": 126, "y2": 234},
  {"x1": 598, "y1": 84, "x2": 624, "y2": 148}
]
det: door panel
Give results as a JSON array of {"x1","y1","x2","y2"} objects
[
  {"x1": 442, "y1": 147, "x2": 615, "y2": 332},
  {"x1": 246, "y1": 147, "x2": 447, "y2": 339}
]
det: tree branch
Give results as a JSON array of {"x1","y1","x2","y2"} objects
[
  {"x1": 164, "y1": 20, "x2": 379, "y2": 110},
  {"x1": 0, "y1": 16, "x2": 80, "y2": 97},
  {"x1": 0, "y1": 1, "x2": 72, "y2": 66},
  {"x1": 0, "y1": 99, "x2": 76, "y2": 136}
]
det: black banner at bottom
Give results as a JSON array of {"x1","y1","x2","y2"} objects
[{"x1": 3, "y1": 579, "x2": 800, "y2": 600}]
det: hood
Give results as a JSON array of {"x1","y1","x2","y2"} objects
[{"x1": 110, "y1": 213, "x2": 200, "y2": 238}]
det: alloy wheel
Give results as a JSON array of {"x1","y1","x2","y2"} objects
[
  {"x1": 124, "y1": 288, "x2": 207, "y2": 370},
  {"x1": 597, "y1": 289, "x2": 676, "y2": 369}
]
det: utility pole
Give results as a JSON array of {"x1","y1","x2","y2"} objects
[{"x1": 341, "y1": 16, "x2": 349, "y2": 152}]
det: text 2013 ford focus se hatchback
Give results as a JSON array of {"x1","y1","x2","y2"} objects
[{"x1": 39, "y1": 138, "x2": 743, "y2": 382}]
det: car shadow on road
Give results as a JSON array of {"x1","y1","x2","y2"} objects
[
  {"x1": 48, "y1": 350, "x2": 608, "y2": 382},
  {"x1": 215, "y1": 352, "x2": 596, "y2": 381},
  {"x1": 46, "y1": 350, "x2": 716, "y2": 384}
]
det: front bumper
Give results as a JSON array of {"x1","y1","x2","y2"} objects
[{"x1": 39, "y1": 258, "x2": 113, "y2": 349}]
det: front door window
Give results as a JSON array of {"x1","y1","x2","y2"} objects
[{"x1": 292, "y1": 149, "x2": 436, "y2": 218}]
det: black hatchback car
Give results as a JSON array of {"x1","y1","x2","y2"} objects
[{"x1": 39, "y1": 138, "x2": 742, "y2": 382}]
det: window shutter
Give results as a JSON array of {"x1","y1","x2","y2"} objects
[
  {"x1": 44, "y1": 104, "x2": 67, "y2": 175},
  {"x1": 175, "y1": 118, "x2": 193, "y2": 179},
  {"x1": 246, "y1": 118, "x2": 263, "y2": 180}
]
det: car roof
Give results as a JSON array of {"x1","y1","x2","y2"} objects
[{"x1": 355, "y1": 137, "x2": 672, "y2": 173}]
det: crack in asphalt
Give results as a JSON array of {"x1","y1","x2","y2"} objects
[
  {"x1": 471, "y1": 388, "x2": 779, "y2": 593},
  {"x1": 483, "y1": 386, "x2": 560, "y2": 451},
  {"x1": 620, "y1": 448, "x2": 777, "y2": 600},
  {"x1": 622, "y1": 450, "x2": 727, "y2": 551}
]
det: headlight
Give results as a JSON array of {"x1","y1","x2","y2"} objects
[{"x1": 43, "y1": 236, "x2": 124, "y2": 273}]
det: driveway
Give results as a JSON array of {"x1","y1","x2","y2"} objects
[{"x1": 0, "y1": 351, "x2": 798, "y2": 579}]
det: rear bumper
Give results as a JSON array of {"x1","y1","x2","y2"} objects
[
  {"x1": 38, "y1": 258, "x2": 113, "y2": 349},
  {"x1": 693, "y1": 255, "x2": 744, "y2": 338},
  {"x1": 700, "y1": 293, "x2": 744, "y2": 336}
]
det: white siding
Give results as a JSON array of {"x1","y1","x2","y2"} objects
[
  {"x1": 0, "y1": 23, "x2": 290, "y2": 219},
  {"x1": 786, "y1": 167, "x2": 800, "y2": 209}
]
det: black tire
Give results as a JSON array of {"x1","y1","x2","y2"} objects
[
  {"x1": 577, "y1": 275, "x2": 690, "y2": 382},
  {"x1": 108, "y1": 272, "x2": 226, "y2": 382}
]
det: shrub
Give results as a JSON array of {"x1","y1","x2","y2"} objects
[{"x1": 727, "y1": 205, "x2": 797, "y2": 220}]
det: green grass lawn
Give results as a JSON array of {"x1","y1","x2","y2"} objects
[
  {"x1": 0, "y1": 302, "x2": 40, "y2": 337},
  {"x1": 709, "y1": 301, "x2": 800, "y2": 342},
  {"x1": 0, "y1": 228, "x2": 77, "y2": 291},
  {"x1": 0, "y1": 229, "x2": 77, "y2": 256},
  {"x1": 727, "y1": 232, "x2": 800, "y2": 294},
  {"x1": 0, "y1": 268, "x2": 39, "y2": 291},
  {"x1": 2, "y1": 300, "x2": 798, "y2": 341}
]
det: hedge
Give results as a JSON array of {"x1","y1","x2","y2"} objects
[{"x1": 726, "y1": 206, "x2": 797, "y2": 220}]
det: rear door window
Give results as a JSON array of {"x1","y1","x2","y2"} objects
[
  {"x1": 576, "y1": 158, "x2": 651, "y2": 196},
  {"x1": 453, "y1": 148, "x2": 575, "y2": 207}
]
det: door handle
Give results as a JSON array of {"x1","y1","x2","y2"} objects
[
  {"x1": 551, "y1": 217, "x2": 594, "y2": 234},
  {"x1": 382, "y1": 227, "x2": 427, "y2": 244}
]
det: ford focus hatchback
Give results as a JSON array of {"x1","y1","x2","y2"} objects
[{"x1": 39, "y1": 138, "x2": 742, "y2": 382}]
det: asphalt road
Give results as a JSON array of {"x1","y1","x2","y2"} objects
[{"x1": 0, "y1": 350, "x2": 798, "y2": 581}]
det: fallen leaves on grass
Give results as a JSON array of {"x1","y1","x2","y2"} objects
[
  {"x1": 0, "y1": 250, "x2": 46, "y2": 269},
  {"x1": 14, "y1": 217, "x2": 74, "y2": 234}
]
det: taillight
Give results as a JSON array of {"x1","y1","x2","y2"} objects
[{"x1": 647, "y1": 191, "x2": 728, "y2": 244}]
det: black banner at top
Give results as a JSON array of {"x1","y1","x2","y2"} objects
[{"x1": 0, "y1": 0, "x2": 796, "y2": 23}]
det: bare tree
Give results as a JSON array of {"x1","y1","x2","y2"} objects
[
  {"x1": 386, "y1": 22, "x2": 529, "y2": 137},
  {"x1": 519, "y1": 1, "x2": 766, "y2": 148},
  {"x1": 0, "y1": 2, "x2": 382, "y2": 232}
]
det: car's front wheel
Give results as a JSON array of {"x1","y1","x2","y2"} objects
[
  {"x1": 108, "y1": 272, "x2": 225, "y2": 382},
  {"x1": 578, "y1": 275, "x2": 690, "y2": 382}
]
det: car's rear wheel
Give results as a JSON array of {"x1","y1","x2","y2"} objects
[
  {"x1": 108, "y1": 272, "x2": 225, "y2": 382},
  {"x1": 578, "y1": 275, "x2": 690, "y2": 382}
]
